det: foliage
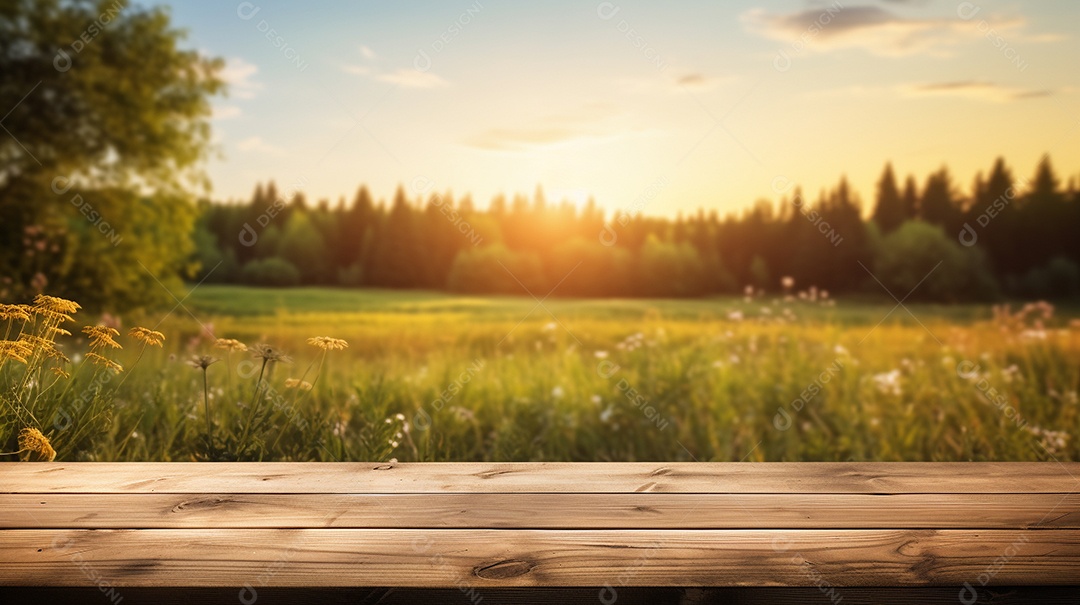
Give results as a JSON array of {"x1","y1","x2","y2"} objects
[
  {"x1": 241, "y1": 257, "x2": 301, "y2": 288},
  {"x1": 0, "y1": 0, "x2": 222, "y2": 310},
  {"x1": 0, "y1": 293, "x2": 398, "y2": 461},
  {"x1": 873, "y1": 221, "x2": 998, "y2": 302},
  {"x1": 7, "y1": 286, "x2": 1080, "y2": 462}
]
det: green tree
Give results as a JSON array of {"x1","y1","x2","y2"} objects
[
  {"x1": 873, "y1": 221, "x2": 998, "y2": 302},
  {"x1": 871, "y1": 163, "x2": 904, "y2": 234},
  {"x1": 0, "y1": 0, "x2": 223, "y2": 309},
  {"x1": 279, "y1": 210, "x2": 331, "y2": 284}
]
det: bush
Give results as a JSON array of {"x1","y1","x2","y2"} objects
[
  {"x1": 240, "y1": 257, "x2": 300, "y2": 287},
  {"x1": 446, "y1": 245, "x2": 545, "y2": 294},
  {"x1": 1020, "y1": 257, "x2": 1080, "y2": 299},
  {"x1": 873, "y1": 221, "x2": 998, "y2": 302}
]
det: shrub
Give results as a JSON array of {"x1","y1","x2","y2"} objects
[
  {"x1": 240, "y1": 257, "x2": 301, "y2": 287},
  {"x1": 872, "y1": 220, "x2": 998, "y2": 302}
]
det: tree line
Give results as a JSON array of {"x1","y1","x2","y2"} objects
[{"x1": 193, "y1": 156, "x2": 1080, "y2": 302}]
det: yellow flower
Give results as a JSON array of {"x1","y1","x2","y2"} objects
[
  {"x1": 86, "y1": 352, "x2": 123, "y2": 373},
  {"x1": 284, "y1": 378, "x2": 311, "y2": 390},
  {"x1": 50, "y1": 367, "x2": 71, "y2": 379},
  {"x1": 83, "y1": 325, "x2": 122, "y2": 350},
  {"x1": 42, "y1": 344, "x2": 70, "y2": 364},
  {"x1": 307, "y1": 336, "x2": 349, "y2": 351},
  {"x1": 213, "y1": 338, "x2": 248, "y2": 352},
  {"x1": 0, "y1": 340, "x2": 33, "y2": 364},
  {"x1": 49, "y1": 327, "x2": 72, "y2": 337},
  {"x1": 18, "y1": 428, "x2": 57, "y2": 462},
  {"x1": 129, "y1": 327, "x2": 166, "y2": 347},
  {"x1": 36, "y1": 308, "x2": 75, "y2": 324},
  {"x1": 33, "y1": 294, "x2": 81, "y2": 315},
  {"x1": 0, "y1": 304, "x2": 32, "y2": 322}
]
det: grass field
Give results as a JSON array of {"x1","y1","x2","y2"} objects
[{"x1": 4, "y1": 286, "x2": 1079, "y2": 462}]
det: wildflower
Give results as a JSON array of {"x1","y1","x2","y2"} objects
[
  {"x1": 86, "y1": 352, "x2": 123, "y2": 373},
  {"x1": 48, "y1": 327, "x2": 72, "y2": 337},
  {"x1": 129, "y1": 327, "x2": 166, "y2": 347},
  {"x1": 187, "y1": 355, "x2": 220, "y2": 370},
  {"x1": 307, "y1": 336, "x2": 349, "y2": 351},
  {"x1": 600, "y1": 405, "x2": 615, "y2": 423},
  {"x1": 33, "y1": 294, "x2": 80, "y2": 315},
  {"x1": 0, "y1": 340, "x2": 33, "y2": 364},
  {"x1": 41, "y1": 344, "x2": 70, "y2": 364},
  {"x1": 50, "y1": 367, "x2": 71, "y2": 379},
  {"x1": 250, "y1": 343, "x2": 292, "y2": 364},
  {"x1": 83, "y1": 325, "x2": 121, "y2": 350},
  {"x1": 284, "y1": 378, "x2": 312, "y2": 390},
  {"x1": 214, "y1": 338, "x2": 248, "y2": 352},
  {"x1": 552, "y1": 386, "x2": 565, "y2": 399},
  {"x1": 727, "y1": 311, "x2": 744, "y2": 322},
  {"x1": 18, "y1": 428, "x2": 57, "y2": 462},
  {"x1": 0, "y1": 304, "x2": 32, "y2": 322},
  {"x1": 872, "y1": 370, "x2": 902, "y2": 396},
  {"x1": 781, "y1": 276, "x2": 795, "y2": 290},
  {"x1": 594, "y1": 350, "x2": 609, "y2": 359},
  {"x1": 1027, "y1": 426, "x2": 1070, "y2": 457}
]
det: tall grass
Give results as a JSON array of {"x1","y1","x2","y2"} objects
[{"x1": 2, "y1": 289, "x2": 1077, "y2": 462}]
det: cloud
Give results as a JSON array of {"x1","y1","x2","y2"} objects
[
  {"x1": 375, "y1": 69, "x2": 448, "y2": 89},
  {"x1": 617, "y1": 72, "x2": 729, "y2": 95},
  {"x1": 340, "y1": 45, "x2": 449, "y2": 89},
  {"x1": 465, "y1": 104, "x2": 655, "y2": 151},
  {"x1": 673, "y1": 73, "x2": 725, "y2": 93},
  {"x1": 219, "y1": 57, "x2": 263, "y2": 99},
  {"x1": 742, "y1": 5, "x2": 1031, "y2": 57},
  {"x1": 236, "y1": 136, "x2": 286, "y2": 156},
  {"x1": 903, "y1": 81, "x2": 1053, "y2": 102}
]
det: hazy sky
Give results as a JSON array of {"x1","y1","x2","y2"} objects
[{"x1": 157, "y1": 0, "x2": 1079, "y2": 216}]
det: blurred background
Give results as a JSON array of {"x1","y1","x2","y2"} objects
[{"x1": 1, "y1": 1, "x2": 1078, "y2": 462}]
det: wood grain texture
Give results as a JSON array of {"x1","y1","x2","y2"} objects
[
  {"x1": 2, "y1": 587, "x2": 1077, "y2": 605},
  {"x1": 3, "y1": 462, "x2": 1080, "y2": 494},
  {"x1": 2, "y1": 462, "x2": 1078, "y2": 589},
  {"x1": 2, "y1": 492, "x2": 1079, "y2": 529},
  {"x1": 2, "y1": 528, "x2": 1078, "y2": 587}
]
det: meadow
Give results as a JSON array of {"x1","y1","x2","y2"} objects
[{"x1": 2, "y1": 286, "x2": 1078, "y2": 463}]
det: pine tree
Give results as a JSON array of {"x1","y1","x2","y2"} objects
[{"x1": 871, "y1": 163, "x2": 905, "y2": 234}]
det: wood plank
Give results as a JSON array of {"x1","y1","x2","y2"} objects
[
  {"x1": 2, "y1": 529, "x2": 1078, "y2": 587},
  {"x1": 3, "y1": 587, "x2": 1078, "y2": 605},
  {"x1": 2, "y1": 492, "x2": 1079, "y2": 529},
  {"x1": 3, "y1": 462, "x2": 1079, "y2": 494}
]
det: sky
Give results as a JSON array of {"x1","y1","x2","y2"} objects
[{"x1": 153, "y1": 0, "x2": 1080, "y2": 217}]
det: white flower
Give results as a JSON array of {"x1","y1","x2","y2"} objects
[
  {"x1": 872, "y1": 370, "x2": 902, "y2": 396},
  {"x1": 552, "y1": 386, "x2": 565, "y2": 399},
  {"x1": 728, "y1": 311, "x2": 744, "y2": 322},
  {"x1": 834, "y1": 344, "x2": 849, "y2": 356},
  {"x1": 594, "y1": 350, "x2": 609, "y2": 359},
  {"x1": 600, "y1": 405, "x2": 615, "y2": 423},
  {"x1": 590, "y1": 395, "x2": 602, "y2": 405}
]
